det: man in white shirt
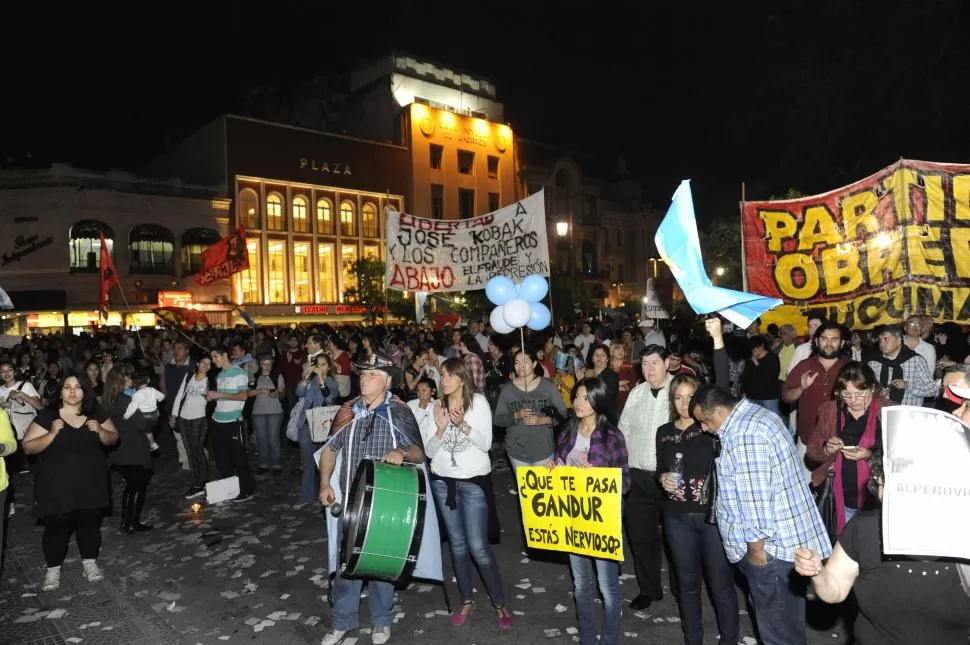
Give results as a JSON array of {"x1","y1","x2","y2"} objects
[
  {"x1": 469, "y1": 320, "x2": 489, "y2": 357},
  {"x1": 574, "y1": 322, "x2": 595, "y2": 363},
  {"x1": 639, "y1": 319, "x2": 666, "y2": 347},
  {"x1": 618, "y1": 346, "x2": 672, "y2": 611},
  {"x1": 903, "y1": 315, "x2": 936, "y2": 378},
  {"x1": 786, "y1": 312, "x2": 826, "y2": 375}
]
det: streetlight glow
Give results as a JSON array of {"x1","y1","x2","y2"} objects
[
  {"x1": 715, "y1": 266, "x2": 726, "y2": 277},
  {"x1": 556, "y1": 221, "x2": 569, "y2": 237}
]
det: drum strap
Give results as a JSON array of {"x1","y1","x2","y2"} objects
[{"x1": 342, "y1": 406, "x2": 400, "y2": 506}]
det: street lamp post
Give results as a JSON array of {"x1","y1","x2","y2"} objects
[{"x1": 557, "y1": 215, "x2": 575, "y2": 323}]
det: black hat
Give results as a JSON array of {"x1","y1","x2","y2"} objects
[{"x1": 353, "y1": 353, "x2": 403, "y2": 390}]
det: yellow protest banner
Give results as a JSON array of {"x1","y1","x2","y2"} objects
[{"x1": 517, "y1": 466, "x2": 623, "y2": 561}]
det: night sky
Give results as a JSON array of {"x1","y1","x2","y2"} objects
[{"x1": 3, "y1": 1, "x2": 969, "y2": 220}]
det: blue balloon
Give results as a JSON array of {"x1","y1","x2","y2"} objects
[
  {"x1": 485, "y1": 275, "x2": 517, "y2": 306},
  {"x1": 517, "y1": 274, "x2": 549, "y2": 304},
  {"x1": 526, "y1": 302, "x2": 552, "y2": 331}
]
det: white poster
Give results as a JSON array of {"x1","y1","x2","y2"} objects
[
  {"x1": 385, "y1": 191, "x2": 550, "y2": 293},
  {"x1": 881, "y1": 405, "x2": 970, "y2": 559}
]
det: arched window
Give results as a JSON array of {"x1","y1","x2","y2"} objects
[
  {"x1": 239, "y1": 188, "x2": 259, "y2": 229},
  {"x1": 340, "y1": 200, "x2": 356, "y2": 237},
  {"x1": 361, "y1": 202, "x2": 379, "y2": 238},
  {"x1": 130, "y1": 224, "x2": 175, "y2": 275},
  {"x1": 266, "y1": 193, "x2": 284, "y2": 231},
  {"x1": 292, "y1": 195, "x2": 309, "y2": 233},
  {"x1": 317, "y1": 198, "x2": 334, "y2": 235},
  {"x1": 180, "y1": 227, "x2": 221, "y2": 275},
  {"x1": 69, "y1": 220, "x2": 115, "y2": 273}
]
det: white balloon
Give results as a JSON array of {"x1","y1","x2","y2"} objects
[
  {"x1": 502, "y1": 298, "x2": 532, "y2": 328},
  {"x1": 490, "y1": 306, "x2": 515, "y2": 334}
]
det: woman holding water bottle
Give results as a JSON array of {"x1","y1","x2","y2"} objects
[
  {"x1": 549, "y1": 376, "x2": 629, "y2": 645},
  {"x1": 656, "y1": 372, "x2": 739, "y2": 645}
]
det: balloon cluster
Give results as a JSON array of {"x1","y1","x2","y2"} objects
[{"x1": 485, "y1": 274, "x2": 552, "y2": 334}]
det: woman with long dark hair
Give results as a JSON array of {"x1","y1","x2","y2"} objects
[
  {"x1": 550, "y1": 376, "x2": 629, "y2": 645},
  {"x1": 82, "y1": 359, "x2": 104, "y2": 398},
  {"x1": 103, "y1": 365, "x2": 155, "y2": 535},
  {"x1": 22, "y1": 375, "x2": 118, "y2": 591},
  {"x1": 420, "y1": 357, "x2": 512, "y2": 628}
]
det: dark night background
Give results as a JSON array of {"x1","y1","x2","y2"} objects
[{"x1": 3, "y1": 1, "x2": 969, "y2": 220}]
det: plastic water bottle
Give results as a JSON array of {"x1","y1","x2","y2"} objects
[{"x1": 671, "y1": 453, "x2": 684, "y2": 488}]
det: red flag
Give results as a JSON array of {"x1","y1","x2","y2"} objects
[
  {"x1": 196, "y1": 226, "x2": 249, "y2": 286},
  {"x1": 98, "y1": 233, "x2": 119, "y2": 316}
]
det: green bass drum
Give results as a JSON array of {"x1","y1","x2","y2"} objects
[{"x1": 341, "y1": 459, "x2": 427, "y2": 582}]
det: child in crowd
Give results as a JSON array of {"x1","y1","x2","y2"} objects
[{"x1": 124, "y1": 368, "x2": 164, "y2": 451}]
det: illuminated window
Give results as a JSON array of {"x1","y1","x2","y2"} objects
[
  {"x1": 340, "y1": 200, "x2": 356, "y2": 237},
  {"x1": 294, "y1": 242, "x2": 311, "y2": 302},
  {"x1": 180, "y1": 227, "x2": 221, "y2": 275},
  {"x1": 430, "y1": 144, "x2": 443, "y2": 170},
  {"x1": 362, "y1": 202, "x2": 378, "y2": 238},
  {"x1": 341, "y1": 245, "x2": 358, "y2": 299},
  {"x1": 266, "y1": 193, "x2": 284, "y2": 231},
  {"x1": 431, "y1": 184, "x2": 444, "y2": 219},
  {"x1": 129, "y1": 224, "x2": 175, "y2": 275},
  {"x1": 239, "y1": 189, "x2": 259, "y2": 228},
  {"x1": 488, "y1": 192, "x2": 499, "y2": 213},
  {"x1": 363, "y1": 244, "x2": 380, "y2": 260},
  {"x1": 267, "y1": 239, "x2": 288, "y2": 303},
  {"x1": 487, "y1": 155, "x2": 499, "y2": 180},
  {"x1": 241, "y1": 239, "x2": 261, "y2": 304},
  {"x1": 457, "y1": 150, "x2": 474, "y2": 175},
  {"x1": 317, "y1": 198, "x2": 334, "y2": 235},
  {"x1": 318, "y1": 243, "x2": 335, "y2": 302},
  {"x1": 69, "y1": 220, "x2": 114, "y2": 273},
  {"x1": 292, "y1": 195, "x2": 308, "y2": 233},
  {"x1": 459, "y1": 188, "x2": 475, "y2": 219}
]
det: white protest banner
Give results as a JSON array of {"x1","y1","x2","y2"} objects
[
  {"x1": 881, "y1": 405, "x2": 970, "y2": 559},
  {"x1": 385, "y1": 191, "x2": 550, "y2": 293}
]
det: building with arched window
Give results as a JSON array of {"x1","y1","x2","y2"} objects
[
  {"x1": 0, "y1": 164, "x2": 233, "y2": 333},
  {"x1": 143, "y1": 115, "x2": 408, "y2": 324}
]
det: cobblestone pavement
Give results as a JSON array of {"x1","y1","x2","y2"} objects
[{"x1": 0, "y1": 437, "x2": 851, "y2": 645}]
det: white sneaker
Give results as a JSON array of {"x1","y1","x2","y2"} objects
[
  {"x1": 372, "y1": 626, "x2": 390, "y2": 645},
  {"x1": 81, "y1": 559, "x2": 104, "y2": 582},
  {"x1": 42, "y1": 567, "x2": 60, "y2": 591},
  {"x1": 320, "y1": 629, "x2": 347, "y2": 645}
]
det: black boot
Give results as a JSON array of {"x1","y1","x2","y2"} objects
[
  {"x1": 119, "y1": 489, "x2": 134, "y2": 534},
  {"x1": 131, "y1": 490, "x2": 154, "y2": 532}
]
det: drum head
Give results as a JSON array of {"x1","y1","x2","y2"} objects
[{"x1": 340, "y1": 459, "x2": 426, "y2": 582}]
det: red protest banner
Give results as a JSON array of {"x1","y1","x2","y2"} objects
[{"x1": 196, "y1": 227, "x2": 249, "y2": 286}]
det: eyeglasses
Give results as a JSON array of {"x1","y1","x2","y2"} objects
[
  {"x1": 906, "y1": 321, "x2": 922, "y2": 328},
  {"x1": 840, "y1": 391, "x2": 871, "y2": 400}
]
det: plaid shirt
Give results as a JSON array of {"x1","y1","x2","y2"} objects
[
  {"x1": 867, "y1": 353, "x2": 936, "y2": 406},
  {"x1": 463, "y1": 353, "x2": 485, "y2": 393},
  {"x1": 715, "y1": 399, "x2": 832, "y2": 563},
  {"x1": 326, "y1": 392, "x2": 420, "y2": 493},
  {"x1": 554, "y1": 418, "x2": 631, "y2": 494}
]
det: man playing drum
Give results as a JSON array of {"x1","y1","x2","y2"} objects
[{"x1": 318, "y1": 354, "x2": 424, "y2": 645}]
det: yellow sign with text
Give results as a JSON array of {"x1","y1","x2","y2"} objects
[{"x1": 517, "y1": 466, "x2": 623, "y2": 562}]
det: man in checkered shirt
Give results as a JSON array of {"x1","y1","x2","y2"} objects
[
  {"x1": 318, "y1": 355, "x2": 423, "y2": 645},
  {"x1": 868, "y1": 324, "x2": 937, "y2": 406}
]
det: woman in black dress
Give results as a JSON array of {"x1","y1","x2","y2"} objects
[
  {"x1": 103, "y1": 364, "x2": 155, "y2": 534},
  {"x1": 22, "y1": 375, "x2": 118, "y2": 591}
]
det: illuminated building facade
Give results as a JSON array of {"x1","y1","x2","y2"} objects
[
  {"x1": 0, "y1": 164, "x2": 232, "y2": 334},
  {"x1": 345, "y1": 54, "x2": 517, "y2": 220},
  {"x1": 145, "y1": 115, "x2": 408, "y2": 324}
]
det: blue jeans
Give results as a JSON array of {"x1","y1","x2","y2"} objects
[
  {"x1": 568, "y1": 554, "x2": 621, "y2": 645},
  {"x1": 431, "y1": 479, "x2": 506, "y2": 606},
  {"x1": 331, "y1": 568, "x2": 395, "y2": 631},
  {"x1": 508, "y1": 454, "x2": 554, "y2": 491},
  {"x1": 738, "y1": 554, "x2": 805, "y2": 645},
  {"x1": 298, "y1": 421, "x2": 322, "y2": 504},
  {"x1": 664, "y1": 511, "x2": 740, "y2": 645},
  {"x1": 749, "y1": 399, "x2": 781, "y2": 417},
  {"x1": 251, "y1": 414, "x2": 282, "y2": 469}
]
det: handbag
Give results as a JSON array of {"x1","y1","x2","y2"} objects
[
  {"x1": 813, "y1": 469, "x2": 838, "y2": 546},
  {"x1": 702, "y1": 437, "x2": 720, "y2": 525},
  {"x1": 306, "y1": 405, "x2": 341, "y2": 443}
]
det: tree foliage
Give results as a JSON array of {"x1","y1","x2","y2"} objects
[{"x1": 342, "y1": 257, "x2": 406, "y2": 323}]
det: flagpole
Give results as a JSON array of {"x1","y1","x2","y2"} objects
[
  {"x1": 384, "y1": 190, "x2": 390, "y2": 325},
  {"x1": 113, "y1": 283, "x2": 145, "y2": 353},
  {"x1": 740, "y1": 181, "x2": 748, "y2": 293}
]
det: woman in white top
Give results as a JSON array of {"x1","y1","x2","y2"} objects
[
  {"x1": 406, "y1": 377, "x2": 437, "y2": 430},
  {"x1": 169, "y1": 356, "x2": 211, "y2": 499},
  {"x1": 419, "y1": 357, "x2": 512, "y2": 630}
]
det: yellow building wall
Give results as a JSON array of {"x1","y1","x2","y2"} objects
[{"x1": 405, "y1": 103, "x2": 516, "y2": 219}]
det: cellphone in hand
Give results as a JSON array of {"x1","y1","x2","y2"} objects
[{"x1": 841, "y1": 445, "x2": 858, "y2": 451}]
